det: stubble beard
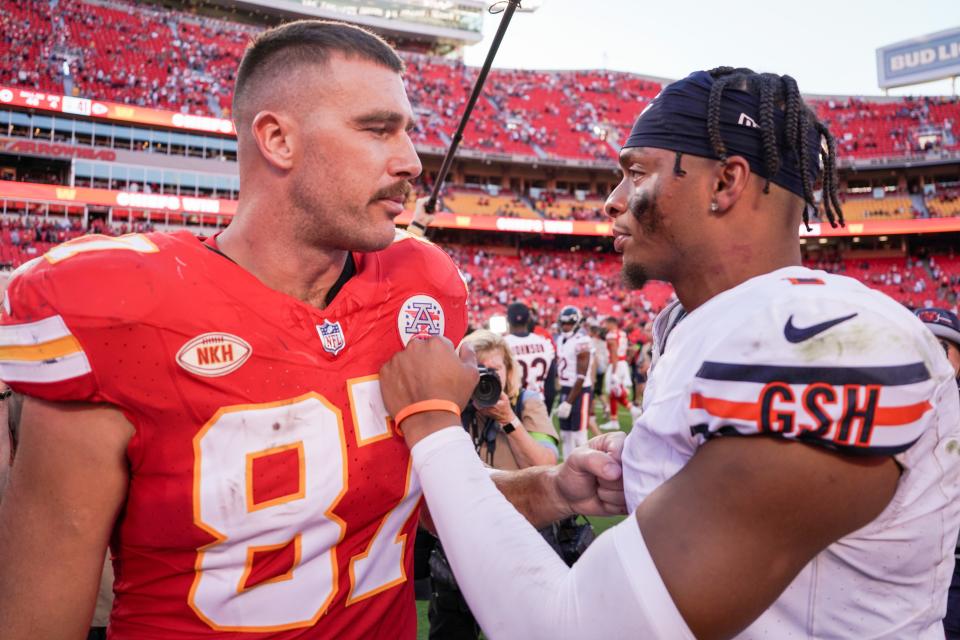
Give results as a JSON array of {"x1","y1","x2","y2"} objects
[
  {"x1": 622, "y1": 262, "x2": 649, "y2": 290},
  {"x1": 290, "y1": 177, "x2": 390, "y2": 253}
]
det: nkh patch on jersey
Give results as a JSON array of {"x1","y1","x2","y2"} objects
[
  {"x1": 176, "y1": 332, "x2": 252, "y2": 377},
  {"x1": 397, "y1": 295, "x2": 445, "y2": 346},
  {"x1": 317, "y1": 319, "x2": 346, "y2": 356}
]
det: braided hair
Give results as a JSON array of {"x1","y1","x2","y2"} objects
[{"x1": 705, "y1": 67, "x2": 844, "y2": 230}]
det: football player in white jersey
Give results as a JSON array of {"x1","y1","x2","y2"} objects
[
  {"x1": 600, "y1": 316, "x2": 630, "y2": 431},
  {"x1": 379, "y1": 67, "x2": 960, "y2": 640},
  {"x1": 915, "y1": 307, "x2": 960, "y2": 639},
  {"x1": 553, "y1": 306, "x2": 594, "y2": 459},
  {"x1": 503, "y1": 302, "x2": 556, "y2": 397}
]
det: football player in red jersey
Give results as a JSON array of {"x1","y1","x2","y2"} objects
[
  {"x1": 0, "y1": 21, "x2": 624, "y2": 640},
  {"x1": 0, "y1": 21, "x2": 470, "y2": 640}
]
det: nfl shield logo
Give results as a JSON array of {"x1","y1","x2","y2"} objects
[{"x1": 317, "y1": 320, "x2": 346, "y2": 356}]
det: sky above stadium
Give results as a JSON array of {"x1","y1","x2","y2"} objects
[{"x1": 462, "y1": 0, "x2": 959, "y2": 97}]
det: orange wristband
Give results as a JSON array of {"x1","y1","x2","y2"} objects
[{"x1": 394, "y1": 399, "x2": 461, "y2": 431}]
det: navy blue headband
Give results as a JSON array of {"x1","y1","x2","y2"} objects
[{"x1": 623, "y1": 70, "x2": 821, "y2": 199}]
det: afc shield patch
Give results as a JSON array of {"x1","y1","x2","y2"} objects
[
  {"x1": 398, "y1": 295, "x2": 445, "y2": 346},
  {"x1": 317, "y1": 320, "x2": 346, "y2": 356}
]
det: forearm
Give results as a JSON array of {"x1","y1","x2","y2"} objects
[
  {"x1": 564, "y1": 379, "x2": 584, "y2": 402},
  {"x1": 0, "y1": 398, "x2": 132, "y2": 639},
  {"x1": 411, "y1": 428, "x2": 693, "y2": 640},
  {"x1": 491, "y1": 464, "x2": 570, "y2": 527},
  {"x1": 0, "y1": 475, "x2": 108, "y2": 638},
  {"x1": 503, "y1": 429, "x2": 557, "y2": 469}
]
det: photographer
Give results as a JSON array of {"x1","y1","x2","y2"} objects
[
  {"x1": 462, "y1": 329, "x2": 559, "y2": 469},
  {"x1": 426, "y1": 329, "x2": 561, "y2": 639}
]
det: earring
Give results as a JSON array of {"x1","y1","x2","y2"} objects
[{"x1": 710, "y1": 200, "x2": 719, "y2": 213}]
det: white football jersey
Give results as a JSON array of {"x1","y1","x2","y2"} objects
[
  {"x1": 591, "y1": 336, "x2": 609, "y2": 373},
  {"x1": 607, "y1": 328, "x2": 628, "y2": 362},
  {"x1": 622, "y1": 266, "x2": 960, "y2": 639},
  {"x1": 556, "y1": 329, "x2": 594, "y2": 388},
  {"x1": 504, "y1": 332, "x2": 556, "y2": 394}
]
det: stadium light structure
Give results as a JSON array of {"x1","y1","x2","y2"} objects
[{"x1": 424, "y1": 0, "x2": 525, "y2": 214}]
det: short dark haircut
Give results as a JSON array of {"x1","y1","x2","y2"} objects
[
  {"x1": 704, "y1": 67, "x2": 844, "y2": 230},
  {"x1": 232, "y1": 20, "x2": 404, "y2": 125}
]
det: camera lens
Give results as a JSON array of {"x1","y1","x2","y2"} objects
[{"x1": 472, "y1": 366, "x2": 502, "y2": 408}]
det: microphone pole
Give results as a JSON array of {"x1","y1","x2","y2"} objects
[{"x1": 424, "y1": 0, "x2": 523, "y2": 214}]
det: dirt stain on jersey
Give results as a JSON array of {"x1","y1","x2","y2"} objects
[{"x1": 796, "y1": 323, "x2": 885, "y2": 362}]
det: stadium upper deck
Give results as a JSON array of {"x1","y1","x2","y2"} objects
[
  {"x1": 2, "y1": 0, "x2": 958, "y2": 167},
  {"x1": 0, "y1": 0, "x2": 958, "y2": 242}
]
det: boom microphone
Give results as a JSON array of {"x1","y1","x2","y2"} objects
[{"x1": 424, "y1": 0, "x2": 524, "y2": 214}]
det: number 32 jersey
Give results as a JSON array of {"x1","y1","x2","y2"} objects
[
  {"x1": 0, "y1": 230, "x2": 468, "y2": 639},
  {"x1": 504, "y1": 332, "x2": 555, "y2": 394}
]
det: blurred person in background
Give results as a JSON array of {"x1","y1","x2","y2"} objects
[
  {"x1": 588, "y1": 320, "x2": 609, "y2": 428},
  {"x1": 529, "y1": 303, "x2": 559, "y2": 410},
  {"x1": 916, "y1": 307, "x2": 960, "y2": 639},
  {"x1": 504, "y1": 302, "x2": 555, "y2": 398},
  {"x1": 553, "y1": 305, "x2": 594, "y2": 459},
  {"x1": 601, "y1": 315, "x2": 631, "y2": 431}
]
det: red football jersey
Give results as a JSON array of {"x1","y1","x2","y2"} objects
[{"x1": 0, "y1": 230, "x2": 468, "y2": 639}]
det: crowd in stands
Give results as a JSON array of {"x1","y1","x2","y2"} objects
[
  {"x1": 0, "y1": 0, "x2": 58, "y2": 93},
  {"x1": 452, "y1": 246, "x2": 960, "y2": 328},
  {"x1": 808, "y1": 252, "x2": 960, "y2": 311},
  {"x1": 0, "y1": 215, "x2": 121, "y2": 267},
  {"x1": 441, "y1": 190, "x2": 539, "y2": 219},
  {"x1": 926, "y1": 189, "x2": 960, "y2": 218},
  {"x1": 834, "y1": 194, "x2": 920, "y2": 221},
  {"x1": 3, "y1": 0, "x2": 959, "y2": 165},
  {"x1": 534, "y1": 191, "x2": 607, "y2": 221},
  {"x1": 445, "y1": 246, "x2": 959, "y2": 328},
  {"x1": 815, "y1": 96, "x2": 959, "y2": 159},
  {"x1": 0, "y1": 212, "x2": 957, "y2": 327},
  {"x1": 1, "y1": 1, "x2": 960, "y2": 225},
  {"x1": 442, "y1": 244, "x2": 668, "y2": 329}
]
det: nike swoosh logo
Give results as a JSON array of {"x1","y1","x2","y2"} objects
[{"x1": 783, "y1": 313, "x2": 858, "y2": 343}]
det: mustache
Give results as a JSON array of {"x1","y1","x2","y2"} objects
[{"x1": 371, "y1": 182, "x2": 413, "y2": 202}]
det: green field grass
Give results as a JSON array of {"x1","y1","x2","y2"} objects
[{"x1": 415, "y1": 401, "x2": 634, "y2": 637}]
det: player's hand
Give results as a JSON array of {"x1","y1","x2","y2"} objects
[
  {"x1": 412, "y1": 196, "x2": 437, "y2": 227},
  {"x1": 477, "y1": 392, "x2": 516, "y2": 426},
  {"x1": 554, "y1": 431, "x2": 627, "y2": 517},
  {"x1": 556, "y1": 401, "x2": 572, "y2": 419},
  {"x1": 379, "y1": 337, "x2": 478, "y2": 448}
]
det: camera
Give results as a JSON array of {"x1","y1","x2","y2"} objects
[{"x1": 471, "y1": 366, "x2": 502, "y2": 409}]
